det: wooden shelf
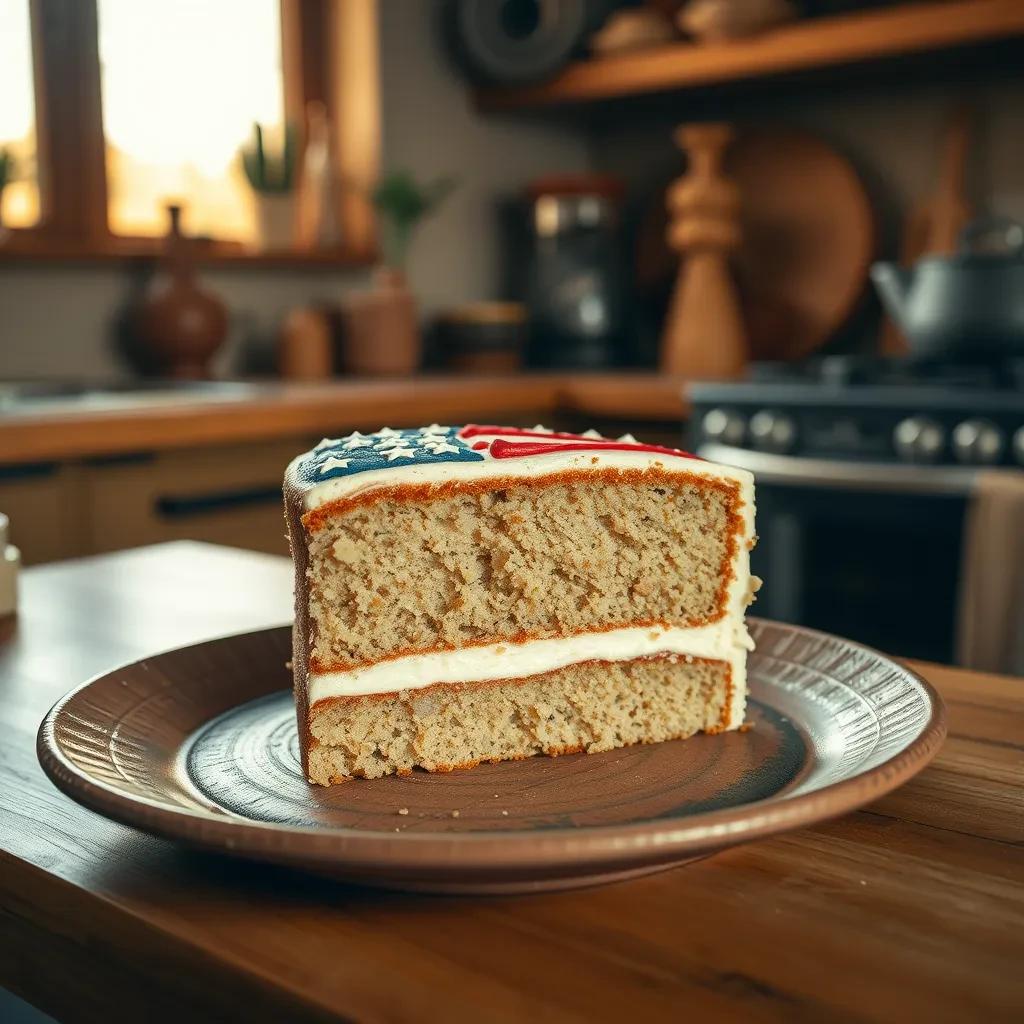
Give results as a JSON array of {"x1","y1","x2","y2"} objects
[
  {"x1": 476, "y1": 0, "x2": 1024, "y2": 110},
  {"x1": 0, "y1": 232, "x2": 376, "y2": 270}
]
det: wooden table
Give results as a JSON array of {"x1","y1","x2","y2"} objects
[{"x1": 1, "y1": 543, "x2": 1022, "y2": 1022}]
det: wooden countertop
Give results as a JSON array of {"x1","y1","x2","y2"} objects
[
  {"x1": 0, "y1": 374, "x2": 691, "y2": 465},
  {"x1": 2, "y1": 543, "x2": 1022, "y2": 1022}
]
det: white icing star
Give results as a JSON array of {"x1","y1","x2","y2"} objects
[
  {"x1": 376, "y1": 427, "x2": 400, "y2": 437},
  {"x1": 318, "y1": 455, "x2": 351, "y2": 474},
  {"x1": 384, "y1": 446, "x2": 417, "y2": 461},
  {"x1": 531, "y1": 424, "x2": 554, "y2": 434},
  {"x1": 423, "y1": 440, "x2": 459, "y2": 454},
  {"x1": 314, "y1": 437, "x2": 339, "y2": 450},
  {"x1": 582, "y1": 429, "x2": 602, "y2": 439},
  {"x1": 618, "y1": 433, "x2": 638, "y2": 444},
  {"x1": 341, "y1": 432, "x2": 373, "y2": 450},
  {"x1": 420, "y1": 423, "x2": 447, "y2": 436},
  {"x1": 375, "y1": 436, "x2": 413, "y2": 450}
]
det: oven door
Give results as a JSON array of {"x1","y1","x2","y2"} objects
[{"x1": 700, "y1": 444, "x2": 976, "y2": 664}]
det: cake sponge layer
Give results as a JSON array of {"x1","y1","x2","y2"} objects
[
  {"x1": 306, "y1": 656, "x2": 731, "y2": 784},
  {"x1": 305, "y1": 471, "x2": 742, "y2": 670}
]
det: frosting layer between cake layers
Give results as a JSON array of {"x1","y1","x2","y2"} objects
[
  {"x1": 308, "y1": 619, "x2": 754, "y2": 727},
  {"x1": 290, "y1": 425, "x2": 756, "y2": 730}
]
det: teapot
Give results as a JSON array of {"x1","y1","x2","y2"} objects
[{"x1": 871, "y1": 218, "x2": 1024, "y2": 361}]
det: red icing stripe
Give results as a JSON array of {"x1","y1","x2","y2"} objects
[
  {"x1": 487, "y1": 439, "x2": 699, "y2": 460},
  {"x1": 460, "y1": 424, "x2": 605, "y2": 442}
]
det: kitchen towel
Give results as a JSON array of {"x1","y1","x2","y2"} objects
[{"x1": 956, "y1": 469, "x2": 1024, "y2": 675}]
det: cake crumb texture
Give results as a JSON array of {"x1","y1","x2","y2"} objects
[
  {"x1": 305, "y1": 656, "x2": 730, "y2": 784},
  {"x1": 306, "y1": 474, "x2": 740, "y2": 669}
]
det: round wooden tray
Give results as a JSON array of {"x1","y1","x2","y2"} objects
[
  {"x1": 638, "y1": 128, "x2": 876, "y2": 362},
  {"x1": 38, "y1": 619, "x2": 944, "y2": 894}
]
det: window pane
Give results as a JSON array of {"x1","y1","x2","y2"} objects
[
  {"x1": 97, "y1": 0, "x2": 286, "y2": 242},
  {"x1": 0, "y1": 0, "x2": 40, "y2": 228}
]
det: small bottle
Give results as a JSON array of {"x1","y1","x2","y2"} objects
[{"x1": 0, "y1": 513, "x2": 20, "y2": 623}]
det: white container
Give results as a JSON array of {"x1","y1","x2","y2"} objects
[
  {"x1": 0, "y1": 513, "x2": 19, "y2": 617},
  {"x1": 254, "y1": 193, "x2": 297, "y2": 252}
]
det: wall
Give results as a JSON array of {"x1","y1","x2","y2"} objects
[{"x1": 0, "y1": 0, "x2": 590, "y2": 382}]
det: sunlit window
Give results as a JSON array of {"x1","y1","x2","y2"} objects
[
  {"x1": 97, "y1": 0, "x2": 287, "y2": 242},
  {"x1": 0, "y1": 0, "x2": 40, "y2": 228}
]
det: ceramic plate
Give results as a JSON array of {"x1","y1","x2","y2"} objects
[{"x1": 38, "y1": 619, "x2": 945, "y2": 893}]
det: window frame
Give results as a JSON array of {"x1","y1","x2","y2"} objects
[{"x1": 2, "y1": 0, "x2": 379, "y2": 266}]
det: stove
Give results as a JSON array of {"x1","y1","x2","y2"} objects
[
  {"x1": 687, "y1": 356, "x2": 1024, "y2": 665},
  {"x1": 688, "y1": 355, "x2": 1024, "y2": 473}
]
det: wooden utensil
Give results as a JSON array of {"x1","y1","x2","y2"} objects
[
  {"x1": 641, "y1": 127, "x2": 875, "y2": 363},
  {"x1": 879, "y1": 105, "x2": 973, "y2": 355},
  {"x1": 660, "y1": 123, "x2": 747, "y2": 378},
  {"x1": 904, "y1": 105, "x2": 974, "y2": 262},
  {"x1": 294, "y1": 101, "x2": 341, "y2": 251}
]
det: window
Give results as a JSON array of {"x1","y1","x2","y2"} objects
[
  {"x1": 98, "y1": 0, "x2": 287, "y2": 243},
  {"x1": 0, "y1": 0, "x2": 40, "y2": 228},
  {"x1": 1, "y1": 0, "x2": 380, "y2": 263}
]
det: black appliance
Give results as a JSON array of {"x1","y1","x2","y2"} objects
[
  {"x1": 524, "y1": 179, "x2": 628, "y2": 370},
  {"x1": 446, "y1": 0, "x2": 615, "y2": 85},
  {"x1": 688, "y1": 357, "x2": 1024, "y2": 664}
]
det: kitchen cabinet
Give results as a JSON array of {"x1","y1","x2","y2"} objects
[
  {"x1": 85, "y1": 441, "x2": 305, "y2": 559},
  {"x1": 1, "y1": 441, "x2": 306, "y2": 565},
  {"x1": 0, "y1": 464, "x2": 87, "y2": 564}
]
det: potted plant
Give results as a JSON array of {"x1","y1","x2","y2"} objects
[
  {"x1": 240, "y1": 122, "x2": 298, "y2": 251},
  {"x1": 341, "y1": 171, "x2": 455, "y2": 376}
]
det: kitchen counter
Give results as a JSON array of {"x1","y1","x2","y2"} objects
[
  {"x1": 0, "y1": 373, "x2": 691, "y2": 465},
  {"x1": 2, "y1": 543, "x2": 1022, "y2": 1022}
]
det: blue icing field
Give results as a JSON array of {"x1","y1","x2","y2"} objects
[{"x1": 297, "y1": 426, "x2": 484, "y2": 484}]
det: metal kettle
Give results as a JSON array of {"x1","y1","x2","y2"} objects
[{"x1": 871, "y1": 218, "x2": 1024, "y2": 361}]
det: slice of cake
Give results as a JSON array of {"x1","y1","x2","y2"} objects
[{"x1": 284, "y1": 425, "x2": 757, "y2": 785}]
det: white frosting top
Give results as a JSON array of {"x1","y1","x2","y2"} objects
[{"x1": 287, "y1": 424, "x2": 754, "y2": 515}]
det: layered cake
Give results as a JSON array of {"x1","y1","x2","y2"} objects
[{"x1": 284, "y1": 425, "x2": 757, "y2": 785}]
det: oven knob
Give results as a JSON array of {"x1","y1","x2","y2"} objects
[
  {"x1": 701, "y1": 408, "x2": 746, "y2": 446},
  {"x1": 952, "y1": 419, "x2": 1004, "y2": 465},
  {"x1": 749, "y1": 410, "x2": 796, "y2": 454},
  {"x1": 893, "y1": 416, "x2": 944, "y2": 463},
  {"x1": 1014, "y1": 426, "x2": 1024, "y2": 466}
]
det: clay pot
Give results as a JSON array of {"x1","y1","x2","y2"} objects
[
  {"x1": 278, "y1": 307, "x2": 334, "y2": 380},
  {"x1": 341, "y1": 268, "x2": 420, "y2": 376},
  {"x1": 136, "y1": 205, "x2": 228, "y2": 378}
]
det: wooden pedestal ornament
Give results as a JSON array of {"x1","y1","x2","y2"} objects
[{"x1": 659, "y1": 123, "x2": 748, "y2": 379}]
